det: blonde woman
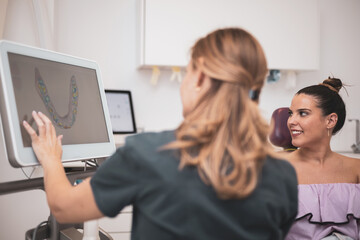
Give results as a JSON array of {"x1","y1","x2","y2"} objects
[{"x1": 24, "y1": 28, "x2": 298, "y2": 239}]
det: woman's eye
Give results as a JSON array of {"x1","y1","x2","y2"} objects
[
  {"x1": 288, "y1": 111, "x2": 293, "y2": 117},
  {"x1": 300, "y1": 111, "x2": 308, "y2": 117}
]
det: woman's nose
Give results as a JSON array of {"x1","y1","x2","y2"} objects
[{"x1": 287, "y1": 115, "x2": 297, "y2": 126}]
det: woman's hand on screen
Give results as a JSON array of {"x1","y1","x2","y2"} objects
[{"x1": 22, "y1": 111, "x2": 63, "y2": 166}]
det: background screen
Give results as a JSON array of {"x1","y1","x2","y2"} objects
[
  {"x1": 8, "y1": 53, "x2": 109, "y2": 147},
  {"x1": 105, "y1": 90, "x2": 136, "y2": 133}
]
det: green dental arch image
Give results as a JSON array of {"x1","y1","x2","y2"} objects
[{"x1": 35, "y1": 67, "x2": 79, "y2": 129}]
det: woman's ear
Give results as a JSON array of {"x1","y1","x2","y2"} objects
[
  {"x1": 195, "y1": 71, "x2": 213, "y2": 95},
  {"x1": 194, "y1": 57, "x2": 205, "y2": 88},
  {"x1": 195, "y1": 71, "x2": 206, "y2": 88},
  {"x1": 326, "y1": 113, "x2": 338, "y2": 129},
  {"x1": 193, "y1": 57, "x2": 212, "y2": 93}
]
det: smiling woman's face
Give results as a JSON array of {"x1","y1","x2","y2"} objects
[{"x1": 287, "y1": 93, "x2": 328, "y2": 148}]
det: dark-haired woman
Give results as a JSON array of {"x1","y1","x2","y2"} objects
[{"x1": 285, "y1": 78, "x2": 360, "y2": 240}]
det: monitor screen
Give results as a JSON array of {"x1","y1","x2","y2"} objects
[
  {"x1": 105, "y1": 90, "x2": 137, "y2": 134},
  {"x1": 0, "y1": 40, "x2": 115, "y2": 167}
]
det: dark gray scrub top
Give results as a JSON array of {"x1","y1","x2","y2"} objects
[{"x1": 90, "y1": 130, "x2": 298, "y2": 240}]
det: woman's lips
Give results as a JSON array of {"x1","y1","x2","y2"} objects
[{"x1": 291, "y1": 130, "x2": 303, "y2": 137}]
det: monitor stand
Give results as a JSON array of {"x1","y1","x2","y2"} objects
[
  {"x1": 25, "y1": 214, "x2": 113, "y2": 240},
  {"x1": 0, "y1": 167, "x2": 113, "y2": 240}
]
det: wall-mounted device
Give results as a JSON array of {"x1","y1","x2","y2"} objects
[
  {"x1": 348, "y1": 119, "x2": 360, "y2": 153},
  {"x1": 105, "y1": 90, "x2": 137, "y2": 134}
]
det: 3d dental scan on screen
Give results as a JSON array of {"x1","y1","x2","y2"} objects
[{"x1": 0, "y1": 40, "x2": 115, "y2": 168}]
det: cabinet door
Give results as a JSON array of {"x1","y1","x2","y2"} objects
[{"x1": 139, "y1": 0, "x2": 319, "y2": 70}]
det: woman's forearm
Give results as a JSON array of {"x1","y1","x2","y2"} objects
[
  {"x1": 42, "y1": 162, "x2": 103, "y2": 223},
  {"x1": 24, "y1": 111, "x2": 103, "y2": 223},
  {"x1": 42, "y1": 159, "x2": 73, "y2": 219}
]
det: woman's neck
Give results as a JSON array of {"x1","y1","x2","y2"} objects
[{"x1": 296, "y1": 144, "x2": 333, "y2": 166}]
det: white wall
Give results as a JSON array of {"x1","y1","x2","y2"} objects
[
  {"x1": 260, "y1": 0, "x2": 360, "y2": 151},
  {"x1": 53, "y1": 0, "x2": 183, "y2": 132},
  {"x1": 0, "y1": 1, "x2": 51, "y2": 239},
  {"x1": 1, "y1": 0, "x2": 360, "y2": 239}
]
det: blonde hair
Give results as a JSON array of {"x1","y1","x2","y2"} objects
[{"x1": 166, "y1": 28, "x2": 274, "y2": 199}]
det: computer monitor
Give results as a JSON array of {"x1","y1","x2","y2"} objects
[
  {"x1": 0, "y1": 40, "x2": 115, "y2": 167},
  {"x1": 105, "y1": 90, "x2": 137, "y2": 134}
]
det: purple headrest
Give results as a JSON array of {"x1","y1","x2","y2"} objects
[{"x1": 269, "y1": 107, "x2": 295, "y2": 150}]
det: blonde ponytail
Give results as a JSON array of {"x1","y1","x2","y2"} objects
[{"x1": 165, "y1": 28, "x2": 274, "y2": 199}]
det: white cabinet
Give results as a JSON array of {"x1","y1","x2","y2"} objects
[{"x1": 139, "y1": 0, "x2": 320, "y2": 70}]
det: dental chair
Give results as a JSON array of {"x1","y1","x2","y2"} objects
[{"x1": 269, "y1": 107, "x2": 297, "y2": 152}]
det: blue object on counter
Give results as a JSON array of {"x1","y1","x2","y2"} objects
[{"x1": 267, "y1": 70, "x2": 281, "y2": 83}]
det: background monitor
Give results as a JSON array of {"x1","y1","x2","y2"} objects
[
  {"x1": 0, "y1": 40, "x2": 115, "y2": 167},
  {"x1": 105, "y1": 90, "x2": 137, "y2": 134}
]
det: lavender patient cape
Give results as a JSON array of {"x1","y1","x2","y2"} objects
[{"x1": 286, "y1": 183, "x2": 360, "y2": 240}]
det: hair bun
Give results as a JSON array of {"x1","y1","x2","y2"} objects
[{"x1": 322, "y1": 77, "x2": 343, "y2": 93}]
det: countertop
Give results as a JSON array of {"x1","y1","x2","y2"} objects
[{"x1": 336, "y1": 151, "x2": 360, "y2": 158}]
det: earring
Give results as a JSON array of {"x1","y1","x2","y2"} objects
[
  {"x1": 195, "y1": 86, "x2": 201, "y2": 92},
  {"x1": 327, "y1": 128, "x2": 330, "y2": 137}
]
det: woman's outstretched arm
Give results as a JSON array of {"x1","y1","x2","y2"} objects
[{"x1": 23, "y1": 111, "x2": 103, "y2": 223}]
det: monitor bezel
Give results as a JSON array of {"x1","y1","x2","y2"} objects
[
  {"x1": 105, "y1": 89, "x2": 137, "y2": 134},
  {"x1": 0, "y1": 40, "x2": 115, "y2": 168}
]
